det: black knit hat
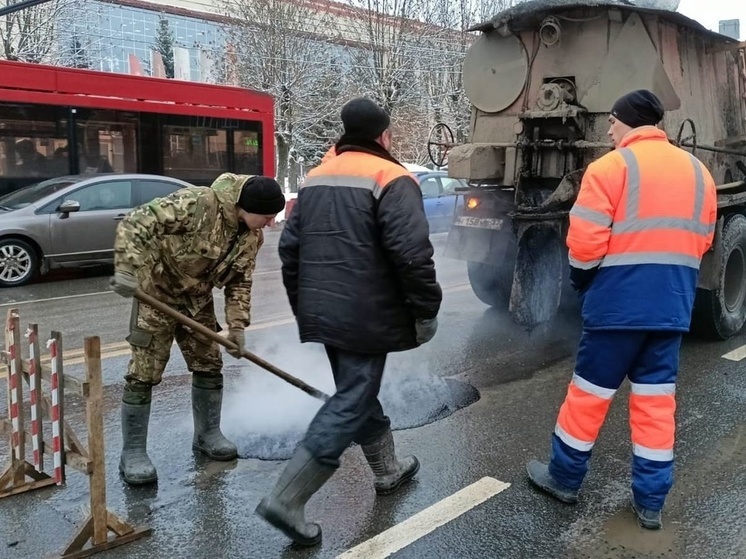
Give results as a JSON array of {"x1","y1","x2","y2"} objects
[
  {"x1": 341, "y1": 97, "x2": 391, "y2": 140},
  {"x1": 237, "y1": 176, "x2": 285, "y2": 215},
  {"x1": 611, "y1": 90, "x2": 664, "y2": 128}
]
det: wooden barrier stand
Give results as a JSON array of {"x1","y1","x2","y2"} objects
[{"x1": 1, "y1": 309, "x2": 151, "y2": 558}]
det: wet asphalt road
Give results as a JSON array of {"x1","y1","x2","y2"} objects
[{"x1": 0, "y1": 229, "x2": 744, "y2": 559}]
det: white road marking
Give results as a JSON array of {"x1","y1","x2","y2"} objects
[
  {"x1": 0, "y1": 290, "x2": 115, "y2": 307},
  {"x1": 722, "y1": 344, "x2": 746, "y2": 361},
  {"x1": 335, "y1": 477, "x2": 510, "y2": 559}
]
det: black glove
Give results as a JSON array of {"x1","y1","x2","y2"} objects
[
  {"x1": 569, "y1": 266, "x2": 598, "y2": 294},
  {"x1": 415, "y1": 317, "x2": 438, "y2": 345}
]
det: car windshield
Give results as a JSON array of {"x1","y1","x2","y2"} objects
[{"x1": 0, "y1": 178, "x2": 80, "y2": 211}]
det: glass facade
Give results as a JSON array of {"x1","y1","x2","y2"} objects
[{"x1": 62, "y1": 1, "x2": 223, "y2": 82}]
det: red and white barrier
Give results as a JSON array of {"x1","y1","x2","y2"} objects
[
  {"x1": 47, "y1": 338, "x2": 64, "y2": 486},
  {"x1": 2, "y1": 311, "x2": 152, "y2": 556},
  {"x1": 8, "y1": 334, "x2": 21, "y2": 461},
  {"x1": 26, "y1": 329, "x2": 42, "y2": 471}
]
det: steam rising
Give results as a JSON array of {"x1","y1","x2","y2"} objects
[{"x1": 221, "y1": 341, "x2": 479, "y2": 460}]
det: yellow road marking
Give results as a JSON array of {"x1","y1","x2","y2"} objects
[{"x1": 1, "y1": 282, "x2": 472, "y2": 370}]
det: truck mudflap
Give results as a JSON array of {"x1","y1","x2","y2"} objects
[
  {"x1": 444, "y1": 218, "x2": 512, "y2": 264},
  {"x1": 509, "y1": 215, "x2": 564, "y2": 328},
  {"x1": 697, "y1": 215, "x2": 724, "y2": 291}
]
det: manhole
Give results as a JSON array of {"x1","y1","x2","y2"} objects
[{"x1": 228, "y1": 374, "x2": 479, "y2": 461}]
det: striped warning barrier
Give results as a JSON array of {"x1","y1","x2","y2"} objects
[
  {"x1": 1, "y1": 309, "x2": 150, "y2": 558},
  {"x1": 47, "y1": 337, "x2": 64, "y2": 485},
  {"x1": 8, "y1": 330, "x2": 21, "y2": 461},
  {"x1": 26, "y1": 328, "x2": 42, "y2": 472}
]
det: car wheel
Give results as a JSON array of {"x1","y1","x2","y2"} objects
[{"x1": 0, "y1": 238, "x2": 39, "y2": 287}]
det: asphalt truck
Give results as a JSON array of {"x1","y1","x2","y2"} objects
[{"x1": 431, "y1": 0, "x2": 746, "y2": 339}]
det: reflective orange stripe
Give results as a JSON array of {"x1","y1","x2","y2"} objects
[
  {"x1": 305, "y1": 150, "x2": 411, "y2": 199},
  {"x1": 629, "y1": 392, "x2": 676, "y2": 455},
  {"x1": 556, "y1": 379, "x2": 616, "y2": 450}
]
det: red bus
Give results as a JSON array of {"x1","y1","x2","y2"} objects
[{"x1": 0, "y1": 60, "x2": 275, "y2": 196}]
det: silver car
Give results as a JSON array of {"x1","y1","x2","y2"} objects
[{"x1": 0, "y1": 174, "x2": 193, "y2": 287}]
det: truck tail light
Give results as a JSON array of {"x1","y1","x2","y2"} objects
[{"x1": 466, "y1": 197, "x2": 480, "y2": 210}]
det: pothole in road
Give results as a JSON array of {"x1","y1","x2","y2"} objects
[{"x1": 233, "y1": 375, "x2": 480, "y2": 461}]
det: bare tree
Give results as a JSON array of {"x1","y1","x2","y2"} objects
[
  {"x1": 219, "y1": 0, "x2": 350, "y2": 191},
  {"x1": 422, "y1": 0, "x2": 520, "y2": 144},
  {"x1": 346, "y1": 0, "x2": 420, "y2": 115},
  {"x1": 1, "y1": 0, "x2": 77, "y2": 63}
]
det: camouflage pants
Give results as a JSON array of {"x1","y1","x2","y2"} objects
[{"x1": 124, "y1": 298, "x2": 223, "y2": 387}]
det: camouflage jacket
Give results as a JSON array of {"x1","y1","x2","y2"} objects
[{"x1": 114, "y1": 173, "x2": 263, "y2": 330}]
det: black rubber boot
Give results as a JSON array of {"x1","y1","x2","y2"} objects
[
  {"x1": 526, "y1": 460, "x2": 579, "y2": 504},
  {"x1": 632, "y1": 498, "x2": 663, "y2": 530},
  {"x1": 191, "y1": 385, "x2": 238, "y2": 461},
  {"x1": 119, "y1": 402, "x2": 158, "y2": 485},
  {"x1": 362, "y1": 429, "x2": 419, "y2": 495},
  {"x1": 255, "y1": 446, "x2": 335, "y2": 547}
]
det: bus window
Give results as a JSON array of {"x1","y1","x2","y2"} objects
[
  {"x1": 0, "y1": 104, "x2": 70, "y2": 187},
  {"x1": 234, "y1": 129, "x2": 263, "y2": 175},
  {"x1": 162, "y1": 124, "x2": 227, "y2": 185},
  {"x1": 74, "y1": 109, "x2": 138, "y2": 174}
]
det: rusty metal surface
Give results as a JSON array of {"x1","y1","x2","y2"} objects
[
  {"x1": 462, "y1": 1, "x2": 746, "y2": 187},
  {"x1": 469, "y1": 0, "x2": 735, "y2": 43},
  {"x1": 463, "y1": 32, "x2": 529, "y2": 113}
]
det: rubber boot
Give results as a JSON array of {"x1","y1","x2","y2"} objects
[
  {"x1": 255, "y1": 446, "x2": 335, "y2": 547},
  {"x1": 362, "y1": 429, "x2": 420, "y2": 495},
  {"x1": 119, "y1": 402, "x2": 158, "y2": 485},
  {"x1": 632, "y1": 498, "x2": 663, "y2": 530},
  {"x1": 526, "y1": 460, "x2": 579, "y2": 504},
  {"x1": 191, "y1": 384, "x2": 238, "y2": 461}
]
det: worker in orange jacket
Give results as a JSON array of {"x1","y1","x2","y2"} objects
[{"x1": 526, "y1": 90, "x2": 717, "y2": 530}]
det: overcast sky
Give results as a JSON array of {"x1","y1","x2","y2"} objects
[{"x1": 677, "y1": 0, "x2": 745, "y2": 39}]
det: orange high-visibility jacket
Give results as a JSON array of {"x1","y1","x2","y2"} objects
[{"x1": 567, "y1": 126, "x2": 717, "y2": 330}]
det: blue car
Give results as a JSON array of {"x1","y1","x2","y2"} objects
[{"x1": 413, "y1": 171, "x2": 467, "y2": 233}]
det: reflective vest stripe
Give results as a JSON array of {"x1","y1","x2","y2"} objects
[
  {"x1": 619, "y1": 148, "x2": 642, "y2": 219},
  {"x1": 570, "y1": 205, "x2": 613, "y2": 227},
  {"x1": 612, "y1": 218, "x2": 714, "y2": 236},
  {"x1": 602, "y1": 252, "x2": 701, "y2": 268},
  {"x1": 571, "y1": 373, "x2": 616, "y2": 399},
  {"x1": 633, "y1": 444, "x2": 674, "y2": 462},
  {"x1": 569, "y1": 256, "x2": 603, "y2": 270},
  {"x1": 305, "y1": 151, "x2": 412, "y2": 201},
  {"x1": 615, "y1": 147, "x2": 711, "y2": 234},
  {"x1": 303, "y1": 175, "x2": 384, "y2": 199},
  {"x1": 554, "y1": 423, "x2": 594, "y2": 452},
  {"x1": 630, "y1": 382, "x2": 676, "y2": 396}
]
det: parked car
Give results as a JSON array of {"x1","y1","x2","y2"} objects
[
  {"x1": 0, "y1": 174, "x2": 193, "y2": 287},
  {"x1": 413, "y1": 171, "x2": 468, "y2": 233}
]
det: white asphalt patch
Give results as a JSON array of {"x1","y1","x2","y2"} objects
[
  {"x1": 336, "y1": 476, "x2": 510, "y2": 559},
  {"x1": 722, "y1": 345, "x2": 746, "y2": 361}
]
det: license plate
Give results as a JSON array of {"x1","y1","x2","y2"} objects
[{"x1": 453, "y1": 216, "x2": 505, "y2": 230}]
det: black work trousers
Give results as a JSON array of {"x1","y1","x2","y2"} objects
[{"x1": 303, "y1": 345, "x2": 391, "y2": 467}]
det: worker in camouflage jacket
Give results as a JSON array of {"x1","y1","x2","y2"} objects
[{"x1": 110, "y1": 173, "x2": 285, "y2": 485}]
